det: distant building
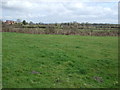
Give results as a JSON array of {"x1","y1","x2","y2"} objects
[{"x1": 5, "y1": 20, "x2": 16, "y2": 24}]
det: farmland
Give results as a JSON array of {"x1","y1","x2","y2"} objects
[{"x1": 2, "y1": 32, "x2": 118, "y2": 88}]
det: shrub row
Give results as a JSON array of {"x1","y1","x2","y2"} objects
[{"x1": 2, "y1": 26, "x2": 119, "y2": 36}]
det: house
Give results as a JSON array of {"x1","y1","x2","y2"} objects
[{"x1": 5, "y1": 20, "x2": 16, "y2": 24}]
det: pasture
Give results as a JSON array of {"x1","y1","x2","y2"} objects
[{"x1": 2, "y1": 32, "x2": 118, "y2": 88}]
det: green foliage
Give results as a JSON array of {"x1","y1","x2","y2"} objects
[
  {"x1": 22, "y1": 20, "x2": 28, "y2": 25},
  {"x1": 2, "y1": 32, "x2": 118, "y2": 88}
]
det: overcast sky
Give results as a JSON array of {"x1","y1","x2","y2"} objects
[{"x1": 1, "y1": 0, "x2": 119, "y2": 24}]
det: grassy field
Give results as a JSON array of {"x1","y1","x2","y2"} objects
[{"x1": 2, "y1": 32, "x2": 118, "y2": 88}]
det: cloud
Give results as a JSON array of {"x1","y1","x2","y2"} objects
[
  {"x1": 1, "y1": 0, "x2": 118, "y2": 23},
  {"x1": 2, "y1": 0, "x2": 37, "y2": 11}
]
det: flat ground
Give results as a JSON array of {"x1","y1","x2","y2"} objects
[{"x1": 2, "y1": 32, "x2": 118, "y2": 88}]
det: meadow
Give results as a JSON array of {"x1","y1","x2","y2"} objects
[{"x1": 2, "y1": 32, "x2": 118, "y2": 88}]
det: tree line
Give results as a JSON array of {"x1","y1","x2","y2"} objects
[{"x1": 1, "y1": 20, "x2": 119, "y2": 36}]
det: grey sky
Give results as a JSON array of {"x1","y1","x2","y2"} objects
[{"x1": 1, "y1": 0, "x2": 119, "y2": 24}]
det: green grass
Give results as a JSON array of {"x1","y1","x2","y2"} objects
[{"x1": 2, "y1": 32, "x2": 118, "y2": 88}]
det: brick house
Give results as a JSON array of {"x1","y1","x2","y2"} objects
[{"x1": 5, "y1": 20, "x2": 16, "y2": 24}]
